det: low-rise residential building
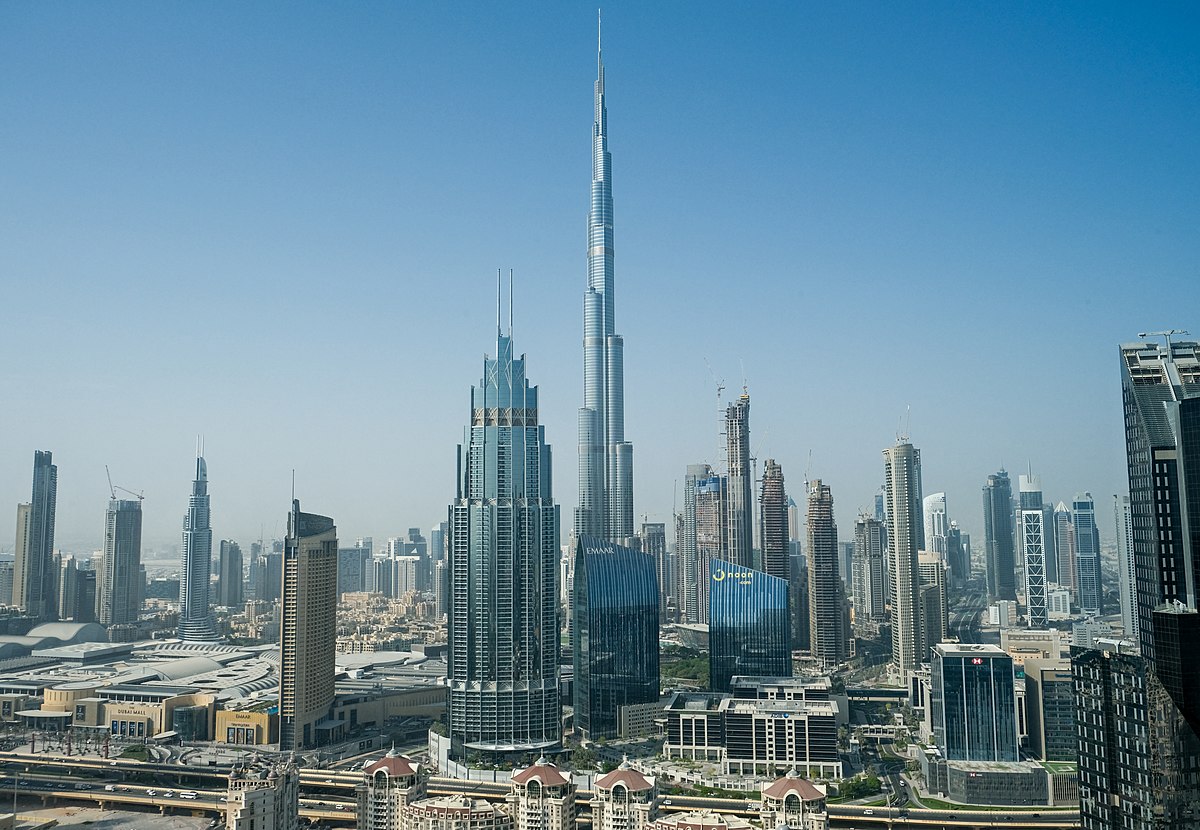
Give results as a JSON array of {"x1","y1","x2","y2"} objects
[{"x1": 406, "y1": 795, "x2": 513, "y2": 830}]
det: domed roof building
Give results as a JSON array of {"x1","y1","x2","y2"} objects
[
  {"x1": 356, "y1": 749, "x2": 426, "y2": 830},
  {"x1": 508, "y1": 758, "x2": 576, "y2": 830},
  {"x1": 593, "y1": 758, "x2": 658, "y2": 830},
  {"x1": 759, "y1": 770, "x2": 828, "y2": 830}
]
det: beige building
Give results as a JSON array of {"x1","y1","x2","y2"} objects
[
  {"x1": 226, "y1": 757, "x2": 300, "y2": 830},
  {"x1": 62, "y1": 683, "x2": 215, "y2": 741},
  {"x1": 650, "y1": 811, "x2": 752, "y2": 830},
  {"x1": 592, "y1": 761, "x2": 657, "y2": 830},
  {"x1": 11, "y1": 504, "x2": 31, "y2": 613},
  {"x1": 216, "y1": 704, "x2": 278, "y2": 746},
  {"x1": 405, "y1": 794, "x2": 513, "y2": 830},
  {"x1": 759, "y1": 773, "x2": 828, "y2": 830},
  {"x1": 279, "y1": 501, "x2": 340, "y2": 751},
  {"x1": 356, "y1": 751, "x2": 425, "y2": 830},
  {"x1": 1000, "y1": 628, "x2": 1066, "y2": 666},
  {"x1": 508, "y1": 760, "x2": 576, "y2": 830}
]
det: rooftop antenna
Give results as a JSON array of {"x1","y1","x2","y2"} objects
[
  {"x1": 508, "y1": 268, "x2": 514, "y2": 338},
  {"x1": 291, "y1": 469, "x2": 295, "y2": 504},
  {"x1": 496, "y1": 268, "x2": 502, "y2": 337}
]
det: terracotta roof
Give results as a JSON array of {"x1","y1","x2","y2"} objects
[
  {"x1": 512, "y1": 761, "x2": 569, "y2": 787},
  {"x1": 761, "y1": 775, "x2": 824, "y2": 801},
  {"x1": 364, "y1": 752, "x2": 419, "y2": 777},
  {"x1": 595, "y1": 767, "x2": 653, "y2": 792}
]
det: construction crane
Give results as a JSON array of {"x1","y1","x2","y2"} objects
[
  {"x1": 1139, "y1": 329, "x2": 1189, "y2": 351},
  {"x1": 105, "y1": 466, "x2": 144, "y2": 502},
  {"x1": 704, "y1": 358, "x2": 727, "y2": 466}
]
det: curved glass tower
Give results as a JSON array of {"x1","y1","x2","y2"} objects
[
  {"x1": 573, "y1": 536, "x2": 659, "y2": 740},
  {"x1": 578, "y1": 22, "x2": 634, "y2": 545},
  {"x1": 448, "y1": 330, "x2": 560, "y2": 755},
  {"x1": 178, "y1": 453, "x2": 218, "y2": 641}
]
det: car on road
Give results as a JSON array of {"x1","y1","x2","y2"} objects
[
  {"x1": 147, "y1": 789, "x2": 158, "y2": 796},
  {"x1": 180, "y1": 791, "x2": 198, "y2": 800},
  {"x1": 863, "y1": 810, "x2": 874, "y2": 815},
  {"x1": 662, "y1": 799, "x2": 672, "y2": 806},
  {"x1": 105, "y1": 785, "x2": 117, "y2": 791}
]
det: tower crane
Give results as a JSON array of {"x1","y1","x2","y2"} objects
[
  {"x1": 105, "y1": 466, "x2": 144, "y2": 501},
  {"x1": 1139, "y1": 329, "x2": 1189, "y2": 351}
]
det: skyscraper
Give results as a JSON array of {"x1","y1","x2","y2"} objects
[
  {"x1": 1070, "y1": 338, "x2": 1200, "y2": 829},
  {"x1": 677, "y1": 465, "x2": 704, "y2": 624},
  {"x1": 708, "y1": 558, "x2": 791, "y2": 692},
  {"x1": 178, "y1": 453, "x2": 218, "y2": 641},
  {"x1": 97, "y1": 498, "x2": 142, "y2": 626},
  {"x1": 922, "y1": 492, "x2": 947, "y2": 558},
  {"x1": 447, "y1": 327, "x2": 560, "y2": 756},
  {"x1": 918, "y1": 553, "x2": 948, "y2": 655},
  {"x1": 930, "y1": 644, "x2": 1017, "y2": 762},
  {"x1": 573, "y1": 537, "x2": 659, "y2": 740},
  {"x1": 14, "y1": 451, "x2": 57, "y2": 620},
  {"x1": 759, "y1": 459, "x2": 788, "y2": 581},
  {"x1": 982, "y1": 470, "x2": 1015, "y2": 601},
  {"x1": 884, "y1": 441, "x2": 924, "y2": 677},
  {"x1": 279, "y1": 499, "x2": 338, "y2": 751},
  {"x1": 638, "y1": 521, "x2": 670, "y2": 621},
  {"x1": 11, "y1": 504, "x2": 31, "y2": 613},
  {"x1": 725, "y1": 393, "x2": 753, "y2": 569},
  {"x1": 806, "y1": 480, "x2": 843, "y2": 667},
  {"x1": 217, "y1": 540, "x2": 244, "y2": 608},
  {"x1": 1019, "y1": 474, "x2": 1047, "y2": 628},
  {"x1": 694, "y1": 472, "x2": 727, "y2": 626},
  {"x1": 945, "y1": 521, "x2": 969, "y2": 588},
  {"x1": 1053, "y1": 502, "x2": 1076, "y2": 597},
  {"x1": 853, "y1": 513, "x2": 886, "y2": 622},
  {"x1": 577, "y1": 27, "x2": 634, "y2": 546},
  {"x1": 1073, "y1": 493, "x2": 1101, "y2": 616},
  {"x1": 1113, "y1": 494, "x2": 1135, "y2": 643}
]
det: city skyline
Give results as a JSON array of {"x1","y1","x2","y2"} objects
[{"x1": 2, "y1": 5, "x2": 1197, "y2": 549}]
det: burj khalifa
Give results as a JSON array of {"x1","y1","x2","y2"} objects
[{"x1": 577, "y1": 20, "x2": 634, "y2": 545}]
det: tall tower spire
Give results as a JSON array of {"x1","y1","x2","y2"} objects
[
  {"x1": 178, "y1": 448, "x2": 218, "y2": 641},
  {"x1": 578, "y1": 17, "x2": 633, "y2": 545}
]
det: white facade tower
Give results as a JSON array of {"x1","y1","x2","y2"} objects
[
  {"x1": 1019, "y1": 474, "x2": 1047, "y2": 629},
  {"x1": 577, "y1": 19, "x2": 634, "y2": 545}
]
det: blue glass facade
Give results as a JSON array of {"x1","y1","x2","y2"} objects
[
  {"x1": 930, "y1": 645, "x2": 1017, "y2": 761},
  {"x1": 708, "y1": 559, "x2": 791, "y2": 692},
  {"x1": 573, "y1": 536, "x2": 659, "y2": 739}
]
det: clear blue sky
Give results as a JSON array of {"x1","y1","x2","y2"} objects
[{"x1": 1, "y1": 2, "x2": 1196, "y2": 553}]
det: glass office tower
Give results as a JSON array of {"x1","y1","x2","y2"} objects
[
  {"x1": 573, "y1": 537, "x2": 659, "y2": 740},
  {"x1": 708, "y1": 559, "x2": 791, "y2": 692},
  {"x1": 930, "y1": 644, "x2": 1018, "y2": 762},
  {"x1": 448, "y1": 330, "x2": 560, "y2": 756}
]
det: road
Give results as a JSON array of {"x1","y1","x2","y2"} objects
[
  {"x1": 0, "y1": 752, "x2": 1080, "y2": 829},
  {"x1": 949, "y1": 590, "x2": 987, "y2": 643}
]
